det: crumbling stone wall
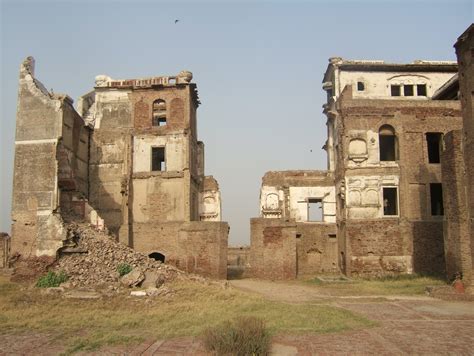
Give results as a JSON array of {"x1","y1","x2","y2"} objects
[
  {"x1": 132, "y1": 221, "x2": 228, "y2": 279},
  {"x1": 11, "y1": 57, "x2": 89, "y2": 258},
  {"x1": 10, "y1": 59, "x2": 228, "y2": 279}
]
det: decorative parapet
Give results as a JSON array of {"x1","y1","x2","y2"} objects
[{"x1": 94, "y1": 70, "x2": 194, "y2": 89}]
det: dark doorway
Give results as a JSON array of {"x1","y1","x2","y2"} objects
[
  {"x1": 430, "y1": 183, "x2": 444, "y2": 216},
  {"x1": 383, "y1": 187, "x2": 398, "y2": 216},
  {"x1": 149, "y1": 252, "x2": 165, "y2": 263}
]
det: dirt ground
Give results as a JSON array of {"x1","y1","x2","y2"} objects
[{"x1": 1, "y1": 279, "x2": 473, "y2": 355}]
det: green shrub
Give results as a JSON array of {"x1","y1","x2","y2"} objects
[
  {"x1": 203, "y1": 316, "x2": 270, "y2": 356},
  {"x1": 36, "y1": 271, "x2": 68, "y2": 288},
  {"x1": 117, "y1": 263, "x2": 132, "y2": 277}
]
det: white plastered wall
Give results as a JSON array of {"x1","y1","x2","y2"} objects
[
  {"x1": 346, "y1": 175, "x2": 399, "y2": 219},
  {"x1": 337, "y1": 71, "x2": 455, "y2": 99},
  {"x1": 93, "y1": 90, "x2": 131, "y2": 129},
  {"x1": 133, "y1": 134, "x2": 187, "y2": 173},
  {"x1": 289, "y1": 186, "x2": 336, "y2": 223},
  {"x1": 199, "y1": 190, "x2": 222, "y2": 221},
  {"x1": 259, "y1": 186, "x2": 285, "y2": 218},
  {"x1": 346, "y1": 129, "x2": 399, "y2": 169}
]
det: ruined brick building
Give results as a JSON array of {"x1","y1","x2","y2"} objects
[
  {"x1": 10, "y1": 57, "x2": 228, "y2": 278},
  {"x1": 250, "y1": 26, "x2": 474, "y2": 283}
]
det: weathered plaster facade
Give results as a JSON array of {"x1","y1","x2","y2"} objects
[
  {"x1": 333, "y1": 88, "x2": 462, "y2": 276},
  {"x1": 11, "y1": 58, "x2": 228, "y2": 279}
]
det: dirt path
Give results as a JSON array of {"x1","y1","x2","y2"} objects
[
  {"x1": 229, "y1": 278, "x2": 436, "y2": 302},
  {"x1": 230, "y1": 279, "x2": 332, "y2": 303}
]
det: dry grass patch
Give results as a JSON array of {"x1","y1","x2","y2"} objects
[{"x1": 0, "y1": 276, "x2": 373, "y2": 353}]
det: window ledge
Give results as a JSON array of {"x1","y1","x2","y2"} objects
[{"x1": 133, "y1": 171, "x2": 184, "y2": 179}]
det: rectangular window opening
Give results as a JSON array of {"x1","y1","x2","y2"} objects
[
  {"x1": 152, "y1": 115, "x2": 167, "y2": 126},
  {"x1": 379, "y1": 135, "x2": 397, "y2": 161},
  {"x1": 151, "y1": 147, "x2": 166, "y2": 171},
  {"x1": 391, "y1": 85, "x2": 401, "y2": 96},
  {"x1": 417, "y1": 84, "x2": 427, "y2": 96},
  {"x1": 426, "y1": 133, "x2": 442, "y2": 163},
  {"x1": 383, "y1": 187, "x2": 398, "y2": 216},
  {"x1": 357, "y1": 81, "x2": 365, "y2": 91},
  {"x1": 404, "y1": 85, "x2": 414, "y2": 96},
  {"x1": 430, "y1": 183, "x2": 444, "y2": 216},
  {"x1": 308, "y1": 198, "x2": 323, "y2": 222}
]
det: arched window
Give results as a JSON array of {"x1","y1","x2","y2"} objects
[
  {"x1": 379, "y1": 125, "x2": 398, "y2": 161},
  {"x1": 152, "y1": 99, "x2": 166, "y2": 126}
]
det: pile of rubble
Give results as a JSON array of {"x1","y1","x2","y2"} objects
[{"x1": 53, "y1": 221, "x2": 194, "y2": 289}]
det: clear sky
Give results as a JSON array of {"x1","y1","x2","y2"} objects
[{"x1": 1, "y1": 0, "x2": 472, "y2": 246}]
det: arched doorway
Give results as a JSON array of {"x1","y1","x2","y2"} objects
[{"x1": 149, "y1": 252, "x2": 165, "y2": 263}]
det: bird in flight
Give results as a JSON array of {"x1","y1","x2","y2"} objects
[{"x1": 175, "y1": 19, "x2": 179, "y2": 24}]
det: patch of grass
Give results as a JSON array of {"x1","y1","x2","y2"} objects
[
  {"x1": 36, "y1": 271, "x2": 68, "y2": 288},
  {"x1": 117, "y1": 263, "x2": 132, "y2": 277},
  {"x1": 305, "y1": 274, "x2": 445, "y2": 295},
  {"x1": 0, "y1": 277, "x2": 373, "y2": 353},
  {"x1": 204, "y1": 316, "x2": 270, "y2": 356}
]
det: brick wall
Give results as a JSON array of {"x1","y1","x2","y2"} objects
[
  {"x1": 132, "y1": 221, "x2": 228, "y2": 279},
  {"x1": 441, "y1": 130, "x2": 472, "y2": 281},
  {"x1": 345, "y1": 219, "x2": 412, "y2": 276},
  {"x1": 454, "y1": 25, "x2": 474, "y2": 284},
  {"x1": 336, "y1": 89, "x2": 462, "y2": 277},
  {"x1": 249, "y1": 218, "x2": 297, "y2": 280},
  {"x1": 296, "y1": 223, "x2": 338, "y2": 275}
]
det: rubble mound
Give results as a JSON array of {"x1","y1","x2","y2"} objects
[{"x1": 54, "y1": 221, "x2": 187, "y2": 288}]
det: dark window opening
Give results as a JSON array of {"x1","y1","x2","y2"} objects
[
  {"x1": 391, "y1": 85, "x2": 401, "y2": 96},
  {"x1": 308, "y1": 198, "x2": 323, "y2": 222},
  {"x1": 430, "y1": 183, "x2": 444, "y2": 216},
  {"x1": 426, "y1": 133, "x2": 442, "y2": 163},
  {"x1": 379, "y1": 125, "x2": 397, "y2": 161},
  {"x1": 404, "y1": 85, "x2": 414, "y2": 96},
  {"x1": 357, "y1": 81, "x2": 365, "y2": 91},
  {"x1": 151, "y1": 147, "x2": 166, "y2": 171},
  {"x1": 296, "y1": 233, "x2": 302, "y2": 239},
  {"x1": 149, "y1": 252, "x2": 165, "y2": 263},
  {"x1": 328, "y1": 234, "x2": 336, "y2": 239},
  {"x1": 417, "y1": 84, "x2": 427, "y2": 96},
  {"x1": 152, "y1": 99, "x2": 167, "y2": 126},
  {"x1": 383, "y1": 187, "x2": 398, "y2": 216}
]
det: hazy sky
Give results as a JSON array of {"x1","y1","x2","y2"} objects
[{"x1": 1, "y1": 0, "x2": 472, "y2": 245}]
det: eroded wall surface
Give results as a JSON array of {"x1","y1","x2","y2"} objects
[
  {"x1": 442, "y1": 26, "x2": 474, "y2": 284},
  {"x1": 11, "y1": 57, "x2": 89, "y2": 257},
  {"x1": 335, "y1": 87, "x2": 462, "y2": 276},
  {"x1": 250, "y1": 171, "x2": 338, "y2": 278},
  {"x1": 11, "y1": 60, "x2": 227, "y2": 279},
  {"x1": 133, "y1": 221, "x2": 228, "y2": 279},
  {"x1": 249, "y1": 218, "x2": 297, "y2": 280}
]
